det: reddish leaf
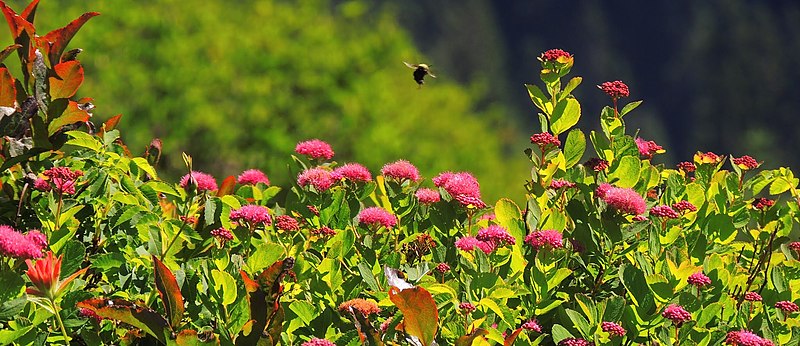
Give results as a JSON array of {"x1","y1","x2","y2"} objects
[
  {"x1": 456, "y1": 328, "x2": 489, "y2": 346},
  {"x1": 152, "y1": 256, "x2": 184, "y2": 330},
  {"x1": 49, "y1": 60, "x2": 83, "y2": 99},
  {"x1": 388, "y1": 286, "x2": 439, "y2": 346},
  {"x1": 0, "y1": 43, "x2": 21, "y2": 63},
  {"x1": 236, "y1": 259, "x2": 294, "y2": 346},
  {"x1": 77, "y1": 298, "x2": 169, "y2": 344},
  {"x1": 503, "y1": 328, "x2": 523, "y2": 346},
  {"x1": 0, "y1": 67, "x2": 15, "y2": 108},
  {"x1": 20, "y1": 0, "x2": 39, "y2": 24},
  {"x1": 36, "y1": 12, "x2": 99, "y2": 66},
  {"x1": 175, "y1": 329, "x2": 219, "y2": 345},
  {"x1": 47, "y1": 100, "x2": 89, "y2": 136},
  {"x1": 216, "y1": 175, "x2": 236, "y2": 197},
  {"x1": 0, "y1": 2, "x2": 35, "y2": 39},
  {"x1": 104, "y1": 114, "x2": 122, "y2": 131}
]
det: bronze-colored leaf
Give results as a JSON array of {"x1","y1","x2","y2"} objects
[
  {"x1": 152, "y1": 256, "x2": 185, "y2": 330},
  {"x1": 76, "y1": 298, "x2": 169, "y2": 344}
]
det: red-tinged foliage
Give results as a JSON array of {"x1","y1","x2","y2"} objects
[
  {"x1": 237, "y1": 259, "x2": 293, "y2": 346},
  {"x1": 504, "y1": 328, "x2": 524, "y2": 346},
  {"x1": 152, "y1": 256, "x2": 184, "y2": 330},
  {"x1": 35, "y1": 11, "x2": 99, "y2": 66},
  {"x1": 388, "y1": 286, "x2": 439, "y2": 346},
  {"x1": 455, "y1": 328, "x2": 489, "y2": 346},
  {"x1": 49, "y1": 60, "x2": 83, "y2": 99},
  {"x1": 0, "y1": 43, "x2": 20, "y2": 63},
  {"x1": 20, "y1": 0, "x2": 38, "y2": 24},
  {"x1": 76, "y1": 298, "x2": 170, "y2": 344},
  {"x1": 0, "y1": 67, "x2": 15, "y2": 107},
  {"x1": 47, "y1": 100, "x2": 90, "y2": 135},
  {"x1": 216, "y1": 175, "x2": 236, "y2": 197}
]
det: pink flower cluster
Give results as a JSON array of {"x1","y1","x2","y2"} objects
[
  {"x1": 662, "y1": 304, "x2": 692, "y2": 326},
  {"x1": 550, "y1": 179, "x2": 576, "y2": 189},
  {"x1": 311, "y1": 226, "x2": 336, "y2": 237},
  {"x1": 230, "y1": 205, "x2": 271, "y2": 226},
  {"x1": 435, "y1": 262, "x2": 450, "y2": 273},
  {"x1": 524, "y1": 230, "x2": 563, "y2": 251},
  {"x1": 677, "y1": 161, "x2": 697, "y2": 172},
  {"x1": 585, "y1": 158, "x2": 609, "y2": 172},
  {"x1": 650, "y1": 205, "x2": 680, "y2": 219},
  {"x1": 597, "y1": 183, "x2": 646, "y2": 215},
  {"x1": 357, "y1": 207, "x2": 397, "y2": 229},
  {"x1": 743, "y1": 292, "x2": 762, "y2": 302},
  {"x1": 752, "y1": 198, "x2": 774, "y2": 211},
  {"x1": 455, "y1": 236, "x2": 495, "y2": 254},
  {"x1": 459, "y1": 302, "x2": 476, "y2": 313},
  {"x1": 297, "y1": 168, "x2": 336, "y2": 192},
  {"x1": 725, "y1": 330, "x2": 773, "y2": 346},
  {"x1": 672, "y1": 200, "x2": 697, "y2": 213},
  {"x1": 530, "y1": 132, "x2": 561, "y2": 149},
  {"x1": 775, "y1": 301, "x2": 799, "y2": 313},
  {"x1": 476, "y1": 225, "x2": 516, "y2": 247},
  {"x1": 521, "y1": 319, "x2": 542, "y2": 332},
  {"x1": 695, "y1": 151, "x2": 723, "y2": 164},
  {"x1": 732, "y1": 155, "x2": 759, "y2": 170},
  {"x1": 38, "y1": 167, "x2": 84, "y2": 195},
  {"x1": 540, "y1": 49, "x2": 573, "y2": 62},
  {"x1": 301, "y1": 338, "x2": 336, "y2": 346},
  {"x1": 601, "y1": 321, "x2": 626, "y2": 337},
  {"x1": 180, "y1": 171, "x2": 218, "y2": 192},
  {"x1": 381, "y1": 160, "x2": 421, "y2": 182},
  {"x1": 433, "y1": 172, "x2": 486, "y2": 208},
  {"x1": 635, "y1": 137, "x2": 663, "y2": 160},
  {"x1": 558, "y1": 338, "x2": 594, "y2": 346},
  {"x1": 237, "y1": 169, "x2": 270, "y2": 185},
  {"x1": 333, "y1": 163, "x2": 372, "y2": 183},
  {"x1": 598, "y1": 80, "x2": 630, "y2": 100},
  {"x1": 687, "y1": 272, "x2": 712, "y2": 288},
  {"x1": 275, "y1": 215, "x2": 300, "y2": 231},
  {"x1": 295, "y1": 139, "x2": 334, "y2": 160},
  {"x1": 789, "y1": 242, "x2": 800, "y2": 252},
  {"x1": 210, "y1": 227, "x2": 233, "y2": 242},
  {"x1": 415, "y1": 188, "x2": 440, "y2": 204},
  {"x1": 0, "y1": 226, "x2": 47, "y2": 259}
]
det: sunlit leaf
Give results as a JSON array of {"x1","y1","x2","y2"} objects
[
  {"x1": 77, "y1": 298, "x2": 169, "y2": 344},
  {"x1": 48, "y1": 101, "x2": 90, "y2": 135},
  {"x1": 153, "y1": 256, "x2": 184, "y2": 330},
  {"x1": 389, "y1": 286, "x2": 438, "y2": 346},
  {"x1": 35, "y1": 11, "x2": 100, "y2": 66},
  {"x1": 49, "y1": 60, "x2": 83, "y2": 99}
]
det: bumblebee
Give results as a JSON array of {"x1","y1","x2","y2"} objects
[{"x1": 403, "y1": 61, "x2": 436, "y2": 87}]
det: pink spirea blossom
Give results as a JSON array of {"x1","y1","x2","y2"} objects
[
  {"x1": 381, "y1": 160, "x2": 421, "y2": 182},
  {"x1": 601, "y1": 322, "x2": 625, "y2": 337},
  {"x1": 301, "y1": 338, "x2": 336, "y2": 346},
  {"x1": 635, "y1": 137, "x2": 663, "y2": 160},
  {"x1": 78, "y1": 308, "x2": 103, "y2": 323},
  {"x1": 558, "y1": 338, "x2": 594, "y2": 346},
  {"x1": 687, "y1": 272, "x2": 712, "y2": 288},
  {"x1": 180, "y1": 171, "x2": 218, "y2": 192},
  {"x1": 275, "y1": 215, "x2": 300, "y2": 231},
  {"x1": 752, "y1": 198, "x2": 775, "y2": 211},
  {"x1": 732, "y1": 156, "x2": 759, "y2": 170},
  {"x1": 521, "y1": 319, "x2": 542, "y2": 332},
  {"x1": 432, "y1": 172, "x2": 455, "y2": 187},
  {"x1": 307, "y1": 205, "x2": 319, "y2": 216},
  {"x1": 42, "y1": 167, "x2": 84, "y2": 195},
  {"x1": 33, "y1": 178, "x2": 50, "y2": 192},
  {"x1": 662, "y1": 304, "x2": 692, "y2": 326},
  {"x1": 333, "y1": 163, "x2": 372, "y2": 183},
  {"x1": 550, "y1": 179, "x2": 576, "y2": 189},
  {"x1": 237, "y1": 169, "x2": 270, "y2": 185},
  {"x1": 357, "y1": 207, "x2": 397, "y2": 229},
  {"x1": 530, "y1": 132, "x2": 561, "y2": 149},
  {"x1": 525, "y1": 230, "x2": 564, "y2": 251},
  {"x1": 415, "y1": 188, "x2": 441, "y2": 204},
  {"x1": 435, "y1": 263, "x2": 451, "y2": 273},
  {"x1": 380, "y1": 317, "x2": 393, "y2": 333},
  {"x1": 672, "y1": 200, "x2": 697, "y2": 213},
  {"x1": 476, "y1": 225, "x2": 516, "y2": 247},
  {"x1": 585, "y1": 158, "x2": 609, "y2": 172},
  {"x1": 775, "y1": 301, "x2": 799, "y2": 313},
  {"x1": 742, "y1": 292, "x2": 762, "y2": 302},
  {"x1": 455, "y1": 236, "x2": 495, "y2": 254},
  {"x1": 650, "y1": 205, "x2": 680, "y2": 219},
  {"x1": 677, "y1": 161, "x2": 697, "y2": 172},
  {"x1": 454, "y1": 194, "x2": 488, "y2": 208},
  {"x1": 540, "y1": 49, "x2": 573, "y2": 62},
  {"x1": 311, "y1": 226, "x2": 336, "y2": 237},
  {"x1": 210, "y1": 227, "x2": 233, "y2": 241},
  {"x1": 789, "y1": 242, "x2": 800, "y2": 251},
  {"x1": 598, "y1": 81, "x2": 630, "y2": 100},
  {"x1": 595, "y1": 183, "x2": 613, "y2": 199},
  {"x1": 725, "y1": 330, "x2": 770, "y2": 346},
  {"x1": 603, "y1": 186, "x2": 647, "y2": 215},
  {"x1": 230, "y1": 205, "x2": 271, "y2": 226},
  {"x1": 632, "y1": 215, "x2": 648, "y2": 222},
  {"x1": 295, "y1": 139, "x2": 334, "y2": 160},
  {"x1": 433, "y1": 171, "x2": 487, "y2": 208},
  {"x1": 297, "y1": 168, "x2": 336, "y2": 192},
  {"x1": 0, "y1": 225, "x2": 46, "y2": 259},
  {"x1": 695, "y1": 151, "x2": 723, "y2": 164},
  {"x1": 459, "y1": 302, "x2": 476, "y2": 313}
]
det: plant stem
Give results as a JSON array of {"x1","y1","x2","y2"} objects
[{"x1": 52, "y1": 301, "x2": 70, "y2": 344}]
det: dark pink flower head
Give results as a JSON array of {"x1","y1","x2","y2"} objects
[
  {"x1": 732, "y1": 155, "x2": 760, "y2": 170},
  {"x1": 695, "y1": 151, "x2": 723, "y2": 165},
  {"x1": 301, "y1": 338, "x2": 336, "y2": 346},
  {"x1": 540, "y1": 49, "x2": 573, "y2": 63},
  {"x1": 311, "y1": 226, "x2": 336, "y2": 237},
  {"x1": 775, "y1": 301, "x2": 799, "y2": 313},
  {"x1": 432, "y1": 171, "x2": 455, "y2": 187},
  {"x1": 662, "y1": 304, "x2": 692, "y2": 326},
  {"x1": 295, "y1": 139, "x2": 334, "y2": 160},
  {"x1": 230, "y1": 205, "x2": 271, "y2": 226},
  {"x1": 357, "y1": 207, "x2": 397, "y2": 229},
  {"x1": 603, "y1": 186, "x2": 647, "y2": 215},
  {"x1": 210, "y1": 227, "x2": 234, "y2": 242},
  {"x1": 237, "y1": 169, "x2": 270, "y2": 185},
  {"x1": 672, "y1": 200, "x2": 697, "y2": 213},
  {"x1": 525, "y1": 230, "x2": 564, "y2": 251},
  {"x1": 595, "y1": 183, "x2": 613, "y2": 199},
  {"x1": 650, "y1": 205, "x2": 680, "y2": 219},
  {"x1": 677, "y1": 161, "x2": 697, "y2": 173},
  {"x1": 752, "y1": 198, "x2": 775, "y2": 211},
  {"x1": 435, "y1": 263, "x2": 451, "y2": 273},
  {"x1": 558, "y1": 338, "x2": 594, "y2": 346},
  {"x1": 0, "y1": 226, "x2": 47, "y2": 259},
  {"x1": 275, "y1": 215, "x2": 300, "y2": 231},
  {"x1": 42, "y1": 167, "x2": 84, "y2": 195},
  {"x1": 459, "y1": 302, "x2": 476, "y2": 313},
  {"x1": 632, "y1": 215, "x2": 648, "y2": 222},
  {"x1": 789, "y1": 242, "x2": 800, "y2": 252},
  {"x1": 333, "y1": 163, "x2": 372, "y2": 183},
  {"x1": 598, "y1": 81, "x2": 630, "y2": 100},
  {"x1": 415, "y1": 188, "x2": 441, "y2": 204},
  {"x1": 307, "y1": 205, "x2": 319, "y2": 216},
  {"x1": 453, "y1": 194, "x2": 488, "y2": 209},
  {"x1": 550, "y1": 179, "x2": 576, "y2": 189},
  {"x1": 601, "y1": 322, "x2": 626, "y2": 337},
  {"x1": 476, "y1": 225, "x2": 516, "y2": 247},
  {"x1": 33, "y1": 178, "x2": 51, "y2": 192},
  {"x1": 530, "y1": 132, "x2": 561, "y2": 150},
  {"x1": 180, "y1": 171, "x2": 218, "y2": 192},
  {"x1": 521, "y1": 319, "x2": 542, "y2": 333},
  {"x1": 381, "y1": 160, "x2": 421, "y2": 182},
  {"x1": 455, "y1": 236, "x2": 495, "y2": 254},
  {"x1": 440, "y1": 172, "x2": 481, "y2": 198},
  {"x1": 585, "y1": 158, "x2": 609, "y2": 172},
  {"x1": 297, "y1": 168, "x2": 336, "y2": 192},
  {"x1": 635, "y1": 137, "x2": 664, "y2": 160},
  {"x1": 725, "y1": 330, "x2": 769, "y2": 346},
  {"x1": 743, "y1": 292, "x2": 762, "y2": 302},
  {"x1": 687, "y1": 272, "x2": 712, "y2": 288}
]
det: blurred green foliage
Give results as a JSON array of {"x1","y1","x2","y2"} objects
[{"x1": 6, "y1": 0, "x2": 528, "y2": 203}]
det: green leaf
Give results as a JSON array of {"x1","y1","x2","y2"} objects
[
  {"x1": 608, "y1": 156, "x2": 641, "y2": 188},
  {"x1": 559, "y1": 77, "x2": 582, "y2": 101},
  {"x1": 173, "y1": 329, "x2": 219, "y2": 345},
  {"x1": 602, "y1": 296, "x2": 625, "y2": 322},
  {"x1": 77, "y1": 298, "x2": 170, "y2": 344},
  {"x1": 0, "y1": 270, "x2": 24, "y2": 302},
  {"x1": 551, "y1": 324, "x2": 573, "y2": 343},
  {"x1": 58, "y1": 240, "x2": 85, "y2": 280},
  {"x1": 565, "y1": 309, "x2": 591, "y2": 338},
  {"x1": 563, "y1": 129, "x2": 586, "y2": 168},
  {"x1": 619, "y1": 100, "x2": 643, "y2": 117},
  {"x1": 390, "y1": 286, "x2": 438, "y2": 346},
  {"x1": 550, "y1": 98, "x2": 581, "y2": 135},
  {"x1": 525, "y1": 84, "x2": 549, "y2": 113},
  {"x1": 288, "y1": 301, "x2": 318, "y2": 326},
  {"x1": 65, "y1": 130, "x2": 101, "y2": 152},
  {"x1": 211, "y1": 269, "x2": 237, "y2": 306},
  {"x1": 153, "y1": 256, "x2": 184, "y2": 330},
  {"x1": 357, "y1": 262, "x2": 380, "y2": 292},
  {"x1": 769, "y1": 175, "x2": 797, "y2": 195},
  {"x1": 455, "y1": 329, "x2": 489, "y2": 346}
]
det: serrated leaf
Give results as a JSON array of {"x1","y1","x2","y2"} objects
[
  {"x1": 564, "y1": 129, "x2": 585, "y2": 168},
  {"x1": 65, "y1": 130, "x2": 101, "y2": 151}
]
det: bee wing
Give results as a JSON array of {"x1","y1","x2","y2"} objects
[
  {"x1": 427, "y1": 72, "x2": 437, "y2": 78},
  {"x1": 403, "y1": 61, "x2": 417, "y2": 69}
]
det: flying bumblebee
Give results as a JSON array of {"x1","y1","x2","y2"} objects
[{"x1": 403, "y1": 61, "x2": 436, "y2": 87}]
